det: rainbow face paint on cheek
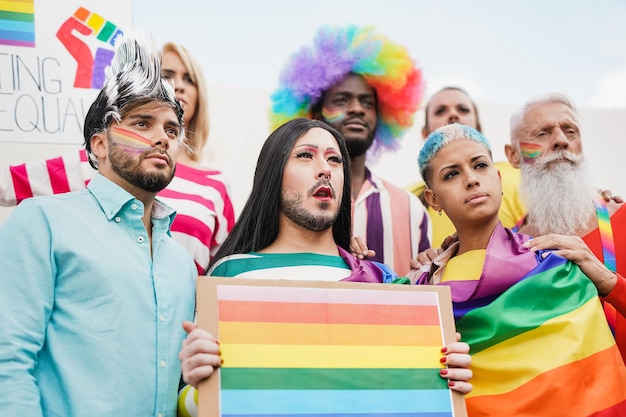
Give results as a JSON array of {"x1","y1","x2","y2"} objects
[
  {"x1": 109, "y1": 126, "x2": 152, "y2": 154},
  {"x1": 519, "y1": 142, "x2": 543, "y2": 163},
  {"x1": 321, "y1": 107, "x2": 347, "y2": 124}
]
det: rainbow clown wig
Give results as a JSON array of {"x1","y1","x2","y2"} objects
[{"x1": 269, "y1": 25, "x2": 425, "y2": 155}]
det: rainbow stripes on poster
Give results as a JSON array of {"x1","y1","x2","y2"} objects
[
  {"x1": 452, "y1": 255, "x2": 626, "y2": 416},
  {"x1": 71, "y1": 7, "x2": 122, "y2": 46},
  {"x1": 0, "y1": 0, "x2": 35, "y2": 47},
  {"x1": 215, "y1": 284, "x2": 454, "y2": 416}
]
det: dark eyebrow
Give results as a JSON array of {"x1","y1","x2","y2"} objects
[
  {"x1": 438, "y1": 163, "x2": 459, "y2": 174},
  {"x1": 471, "y1": 154, "x2": 489, "y2": 162},
  {"x1": 438, "y1": 154, "x2": 489, "y2": 174},
  {"x1": 128, "y1": 114, "x2": 181, "y2": 129},
  {"x1": 332, "y1": 91, "x2": 374, "y2": 99},
  {"x1": 128, "y1": 114, "x2": 155, "y2": 121}
]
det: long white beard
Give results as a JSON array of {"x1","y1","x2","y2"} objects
[{"x1": 520, "y1": 150, "x2": 596, "y2": 235}]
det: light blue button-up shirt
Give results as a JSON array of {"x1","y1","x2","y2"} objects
[{"x1": 0, "y1": 173, "x2": 196, "y2": 417}]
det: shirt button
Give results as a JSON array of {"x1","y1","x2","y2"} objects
[
  {"x1": 114, "y1": 217, "x2": 121, "y2": 223},
  {"x1": 159, "y1": 314, "x2": 166, "y2": 322},
  {"x1": 131, "y1": 203, "x2": 138, "y2": 210},
  {"x1": 160, "y1": 360, "x2": 166, "y2": 368},
  {"x1": 137, "y1": 236, "x2": 145, "y2": 243}
]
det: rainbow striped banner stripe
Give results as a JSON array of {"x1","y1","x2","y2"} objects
[
  {"x1": 197, "y1": 278, "x2": 465, "y2": 417},
  {"x1": 0, "y1": 0, "x2": 35, "y2": 47},
  {"x1": 451, "y1": 254, "x2": 626, "y2": 416}
]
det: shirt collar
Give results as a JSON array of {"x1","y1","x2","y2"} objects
[
  {"x1": 364, "y1": 167, "x2": 380, "y2": 189},
  {"x1": 87, "y1": 173, "x2": 176, "y2": 226}
]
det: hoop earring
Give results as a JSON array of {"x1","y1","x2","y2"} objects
[{"x1": 438, "y1": 209, "x2": 442, "y2": 216}]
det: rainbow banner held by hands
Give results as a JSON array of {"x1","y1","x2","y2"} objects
[{"x1": 196, "y1": 278, "x2": 467, "y2": 417}]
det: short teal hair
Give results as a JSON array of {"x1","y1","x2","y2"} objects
[{"x1": 419, "y1": 123, "x2": 492, "y2": 186}]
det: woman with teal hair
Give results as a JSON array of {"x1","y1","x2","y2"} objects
[{"x1": 414, "y1": 122, "x2": 626, "y2": 416}]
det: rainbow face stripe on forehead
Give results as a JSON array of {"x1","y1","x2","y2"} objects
[
  {"x1": 519, "y1": 142, "x2": 543, "y2": 162},
  {"x1": 108, "y1": 126, "x2": 152, "y2": 154},
  {"x1": 321, "y1": 107, "x2": 347, "y2": 124}
]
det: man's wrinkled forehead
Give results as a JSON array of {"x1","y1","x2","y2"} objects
[{"x1": 524, "y1": 101, "x2": 580, "y2": 130}]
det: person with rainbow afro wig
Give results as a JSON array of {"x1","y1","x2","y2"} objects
[
  {"x1": 269, "y1": 25, "x2": 431, "y2": 275},
  {"x1": 270, "y1": 25, "x2": 424, "y2": 155}
]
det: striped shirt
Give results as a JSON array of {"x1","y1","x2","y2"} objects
[
  {"x1": 208, "y1": 247, "x2": 396, "y2": 283},
  {"x1": 0, "y1": 150, "x2": 235, "y2": 274},
  {"x1": 352, "y1": 169, "x2": 431, "y2": 276},
  {"x1": 209, "y1": 252, "x2": 353, "y2": 281}
]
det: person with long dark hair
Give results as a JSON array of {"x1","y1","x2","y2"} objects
[
  {"x1": 177, "y1": 118, "x2": 473, "y2": 415},
  {"x1": 208, "y1": 118, "x2": 393, "y2": 282}
]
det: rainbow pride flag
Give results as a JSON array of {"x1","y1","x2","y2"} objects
[
  {"x1": 450, "y1": 251, "x2": 626, "y2": 416},
  {"x1": 0, "y1": 0, "x2": 35, "y2": 47},
  {"x1": 198, "y1": 279, "x2": 465, "y2": 416}
]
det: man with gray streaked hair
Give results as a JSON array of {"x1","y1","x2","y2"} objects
[
  {"x1": 504, "y1": 92, "x2": 626, "y2": 361},
  {"x1": 0, "y1": 31, "x2": 196, "y2": 416}
]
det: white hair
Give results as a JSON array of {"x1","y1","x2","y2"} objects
[
  {"x1": 510, "y1": 92, "x2": 580, "y2": 144},
  {"x1": 520, "y1": 150, "x2": 595, "y2": 235}
]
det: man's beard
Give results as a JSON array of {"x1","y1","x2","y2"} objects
[
  {"x1": 281, "y1": 182, "x2": 339, "y2": 232},
  {"x1": 520, "y1": 150, "x2": 595, "y2": 235},
  {"x1": 344, "y1": 133, "x2": 375, "y2": 158},
  {"x1": 109, "y1": 144, "x2": 176, "y2": 193}
]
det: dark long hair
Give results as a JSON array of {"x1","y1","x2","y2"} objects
[{"x1": 209, "y1": 118, "x2": 352, "y2": 270}]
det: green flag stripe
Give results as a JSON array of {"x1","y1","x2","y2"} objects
[
  {"x1": 457, "y1": 260, "x2": 598, "y2": 354},
  {"x1": 221, "y1": 368, "x2": 447, "y2": 390},
  {"x1": 0, "y1": 11, "x2": 34, "y2": 22}
]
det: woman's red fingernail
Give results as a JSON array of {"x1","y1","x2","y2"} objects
[
  {"x1": 440, "y1": 369, "x2": 448, "y2": 376},
  {"x1": 448, "y1": 381, "x2": 455, "y2": 388},
  {"x1": 215, "y1": 341, "x2": 220, "y2": 345},
  {"x1": 220, "y1": 358, "x2": 224, "y2": 365},
  {"x1": 441, "y1": 347, "x2": 448, "y2": 353},
  {"x1": 440, "y1": 357, "x2": 447, "y2": 364}
]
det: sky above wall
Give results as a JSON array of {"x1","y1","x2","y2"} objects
[{"x1": 132, "y1": 0, "x2": 626, "y2": 109}]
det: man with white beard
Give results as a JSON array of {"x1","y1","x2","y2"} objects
[{"x1": 504, "y1": 93, "x2": 626, "y2": 361}]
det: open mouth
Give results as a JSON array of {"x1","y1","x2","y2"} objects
[{"x1": 313, "y1": 187, "x2": 333, "y2": 200}]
